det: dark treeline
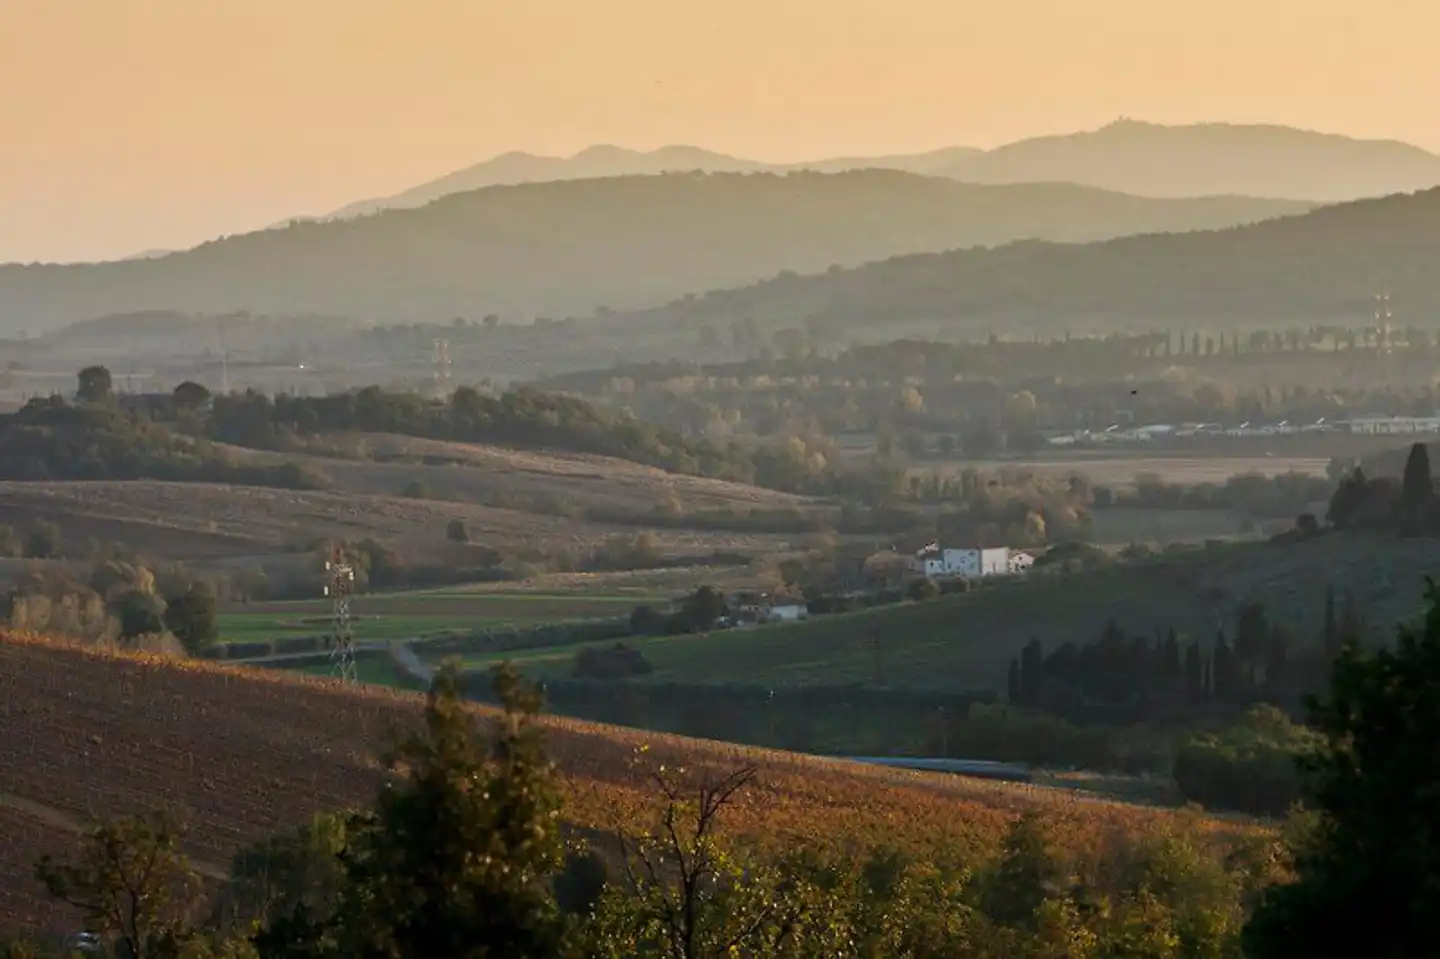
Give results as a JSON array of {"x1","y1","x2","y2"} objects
[
  {"x1": 1, "y1": 366, "x2": 904, "y2": 499},
  {"x1": 170, "y1": 377, "x2": 891, "y2": 499},
  {"x1": 0, "y1": 394, "x2": 328, "y2": 489},
  {"x1": 1006, "y1": 589, "x2": 1359, "y2": 725},
  {"x1": 1328, "y1": 441, "x2": 1440, "y2": 535}
]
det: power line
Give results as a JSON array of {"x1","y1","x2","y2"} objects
[
  {"x1": 1375, "y1": 289, "x2": 1393, "y2": 385},
  {"x1": 432, "y1": 338, "x2": 452, "y2": 398},
  {"x1": 323, "y1": 552, "x2": 357, "y2": 683}
]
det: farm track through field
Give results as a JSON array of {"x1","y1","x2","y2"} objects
[{"x1": 0, "y1": 792, "x2": 227, "y2": 881}]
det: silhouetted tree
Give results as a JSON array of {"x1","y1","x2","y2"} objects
[
  {"x1": 164, "y1": 583, "x2": 218, "y2": 654},
  {"x1": 172, "y1": 381, "x2": 212, "y2": 410},
  {"x1": 76, "y1": 365, "x2": 113, "y2": 404},
  {"x1": 1244, "y1": 581, "x2": 1440, "y2": 958},
  {"x1": 273, "y1": 663, "x2": 573, "y2": 958}
]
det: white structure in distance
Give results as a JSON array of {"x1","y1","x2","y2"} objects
[{"x1": 912, "y1": 545, "x2": 1031, "y2": 579}]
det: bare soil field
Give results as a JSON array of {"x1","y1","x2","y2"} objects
[
  {"x1": 0, "y1": 481, "x2": 794, "y2": 563},
  {"x1": 225, "y1": 433, "x2": 818, "y2": 515},
  {"x1": 0, "y1": 803, "x2": 79, "y2": 938},
  {"x1": 0, "y1": 634, "x2": 1260, "y2": 937}
]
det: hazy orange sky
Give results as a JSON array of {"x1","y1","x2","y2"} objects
[{"x1": 2, "y1": 0, "x2": 1435, "y2": 263}]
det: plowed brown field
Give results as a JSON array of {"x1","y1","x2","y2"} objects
[
  {"x1": 0, "y1": 804, "x2": 81, "y2": 937},
  {"x1": 0, "y1": 632, "x2": 1262, "y2": 937}
]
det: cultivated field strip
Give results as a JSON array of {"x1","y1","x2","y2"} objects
[
  {"x1": 0, "y1": 480, "x2": 793, "y2": 560},
  {"x1": 0, "y1": 633, "x2": 1261, "y2": 933}
]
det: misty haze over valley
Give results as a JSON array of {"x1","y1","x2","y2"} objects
[{"x1": 5, "y1": 3, "x2": 1440, "y2": 954}]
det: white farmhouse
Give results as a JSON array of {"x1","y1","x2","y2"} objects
[
  {"x1": 763, "y1": 603, "x2": 808, "y2": 623},
  {"x1": 911, "y1": 546, "x2": 1016, "y2": 579}
]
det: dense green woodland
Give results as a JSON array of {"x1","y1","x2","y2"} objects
[{"x1": 8, "y1": 589, "x2": 1440, "y2": 957}]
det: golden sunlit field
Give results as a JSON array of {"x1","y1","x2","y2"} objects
[{"x1": 0, "y1": 632, "x2": 1263, "y2": 936}]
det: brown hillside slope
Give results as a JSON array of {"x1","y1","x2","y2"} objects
[
  {"x1": 0, "y1": 480, "x2": 792, "y2": 563},
  {"x1": 223, "y1": 432, "x2": 817, "y2": 515},
  {"x1": 0, "y1": 634, "x2": 1257, "y2": 935}
]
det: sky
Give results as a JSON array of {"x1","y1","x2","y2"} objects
[{"x1": 2, "y1": 0, "x2": 1437, "y2": 264}]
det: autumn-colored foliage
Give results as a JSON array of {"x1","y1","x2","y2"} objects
[{"x1": 0, "y1": 631, "x2": 1263, "y2": 936}]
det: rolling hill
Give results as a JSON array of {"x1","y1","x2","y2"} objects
[
  {"x1": 610, "y1": 186, "x2": 1440, "y2": 337},
  {"x1": 0, "y1": 478, "x2": 796, "y2": 564},
  {"x1": 321, "y1": 143, "x2": 983, "y2": 220},
  {"x1": 0, "y1": 633, "x2": 1257, "y2": 936},
  {"x1": 457, "y1": 533, "x2": 1440, "y2": 693},
  {"x1": 0, "y1": 171, "x2": 1311, "y2": 334},
  {"x1": 941, "y1": 119, "x2": 1440, "y2": 201}
]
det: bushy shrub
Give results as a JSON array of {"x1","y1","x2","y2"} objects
[
  {"x1": 573, "y1": 643, "x2": 655, "y2": 680},
  {"x1": 1173, "y1": 705, "x2": 1317, "y2": 816}
]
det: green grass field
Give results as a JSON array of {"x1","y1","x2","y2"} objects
[
  {"x1": 425, "y1": 534, "x2": 1440, "y2": 692},
  {"x1": 294, "y1": 656, "x2": 419, "y2": 687}
]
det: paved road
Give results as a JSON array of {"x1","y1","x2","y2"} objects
[{"x1": 390, "y1": 643, "x2": 435, "y2": 686}]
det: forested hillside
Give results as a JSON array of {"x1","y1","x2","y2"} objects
[
  {"x1": 610, "y1": 186, "x2": 1440, "y2": 337},
  {"x1": 0, "y1": 172, "x2": 1308, "y2": 333}
]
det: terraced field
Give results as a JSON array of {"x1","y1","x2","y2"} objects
[{"x1": 0, "y1": 632, "x2": 1261, "y2": 937}]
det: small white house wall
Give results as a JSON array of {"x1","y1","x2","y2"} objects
[{"x1": 979, "y1": 547, "x2": 1010, "y2": 576}]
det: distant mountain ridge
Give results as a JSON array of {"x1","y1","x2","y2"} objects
[
  {"x1": 607, "y1": 186, "x2": 1440, "y2": 336},
  {"x1": 940, "y1": 119, "x2": 1440, "y2": 202},
  {"x1": 0, "y1": 171, "x2": 1311, "y2": 334},
  {"x1": 320, "y1": 143, "x2": 983, "y2": 220},
  {"x1": 316, "y1": 120, "x2": 1440, "y2": 222}
]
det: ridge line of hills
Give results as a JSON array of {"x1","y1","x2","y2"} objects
[
  {"x1": 0, "y1": 171, "x2": 1313, "y2": 334},
  {"x1": 312, "y1": 118, "x2": 1440, "y2": 223},
  {"x1": 601, "y1": 185, "x2": 1440, "y2": 337}
]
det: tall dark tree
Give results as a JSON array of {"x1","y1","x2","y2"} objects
[
  {"x1": 76, "y1": 365, "x2": 114, "y2": 404},
  {"x1": 164, "y1": 583, "x2": 219, "y2": 654},
  {"x1": 1018, "y1": 638, "x2": 1044, "y2": 705},
  {"x1": 1400, "y1": 442, "x2": 1433, "y2": 513},
  {"x1": 1244, "y1": 580, "x2": 1440, "y2": 959},
  {"x1": 1399, "y1": 442, "x2": 1435, "y2": 534},
  {"x1": 267, "y1": 662, "x2": 573, "y2": 959},
  {"x1": 1006, "y1": 659, "x2": 1022, "y2": 706},
  {"x1": 172, "y1": 381, "x2": 212, "y2": 411}
]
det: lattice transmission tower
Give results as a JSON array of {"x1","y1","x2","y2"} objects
[
  {"x1": 1374, "y1": 290, "x2": 1393, "y2": 384},
  {"x1": 324, "y1": 552, "x2": 357, "y2": 682},
  {"x1": 432, "y1": 338, "x2": 452, "y2": 398}
]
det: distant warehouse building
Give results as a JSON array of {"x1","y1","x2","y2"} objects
[{"x1": 1341, "y1": 414, "x2": 1440, "y2": 435}]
